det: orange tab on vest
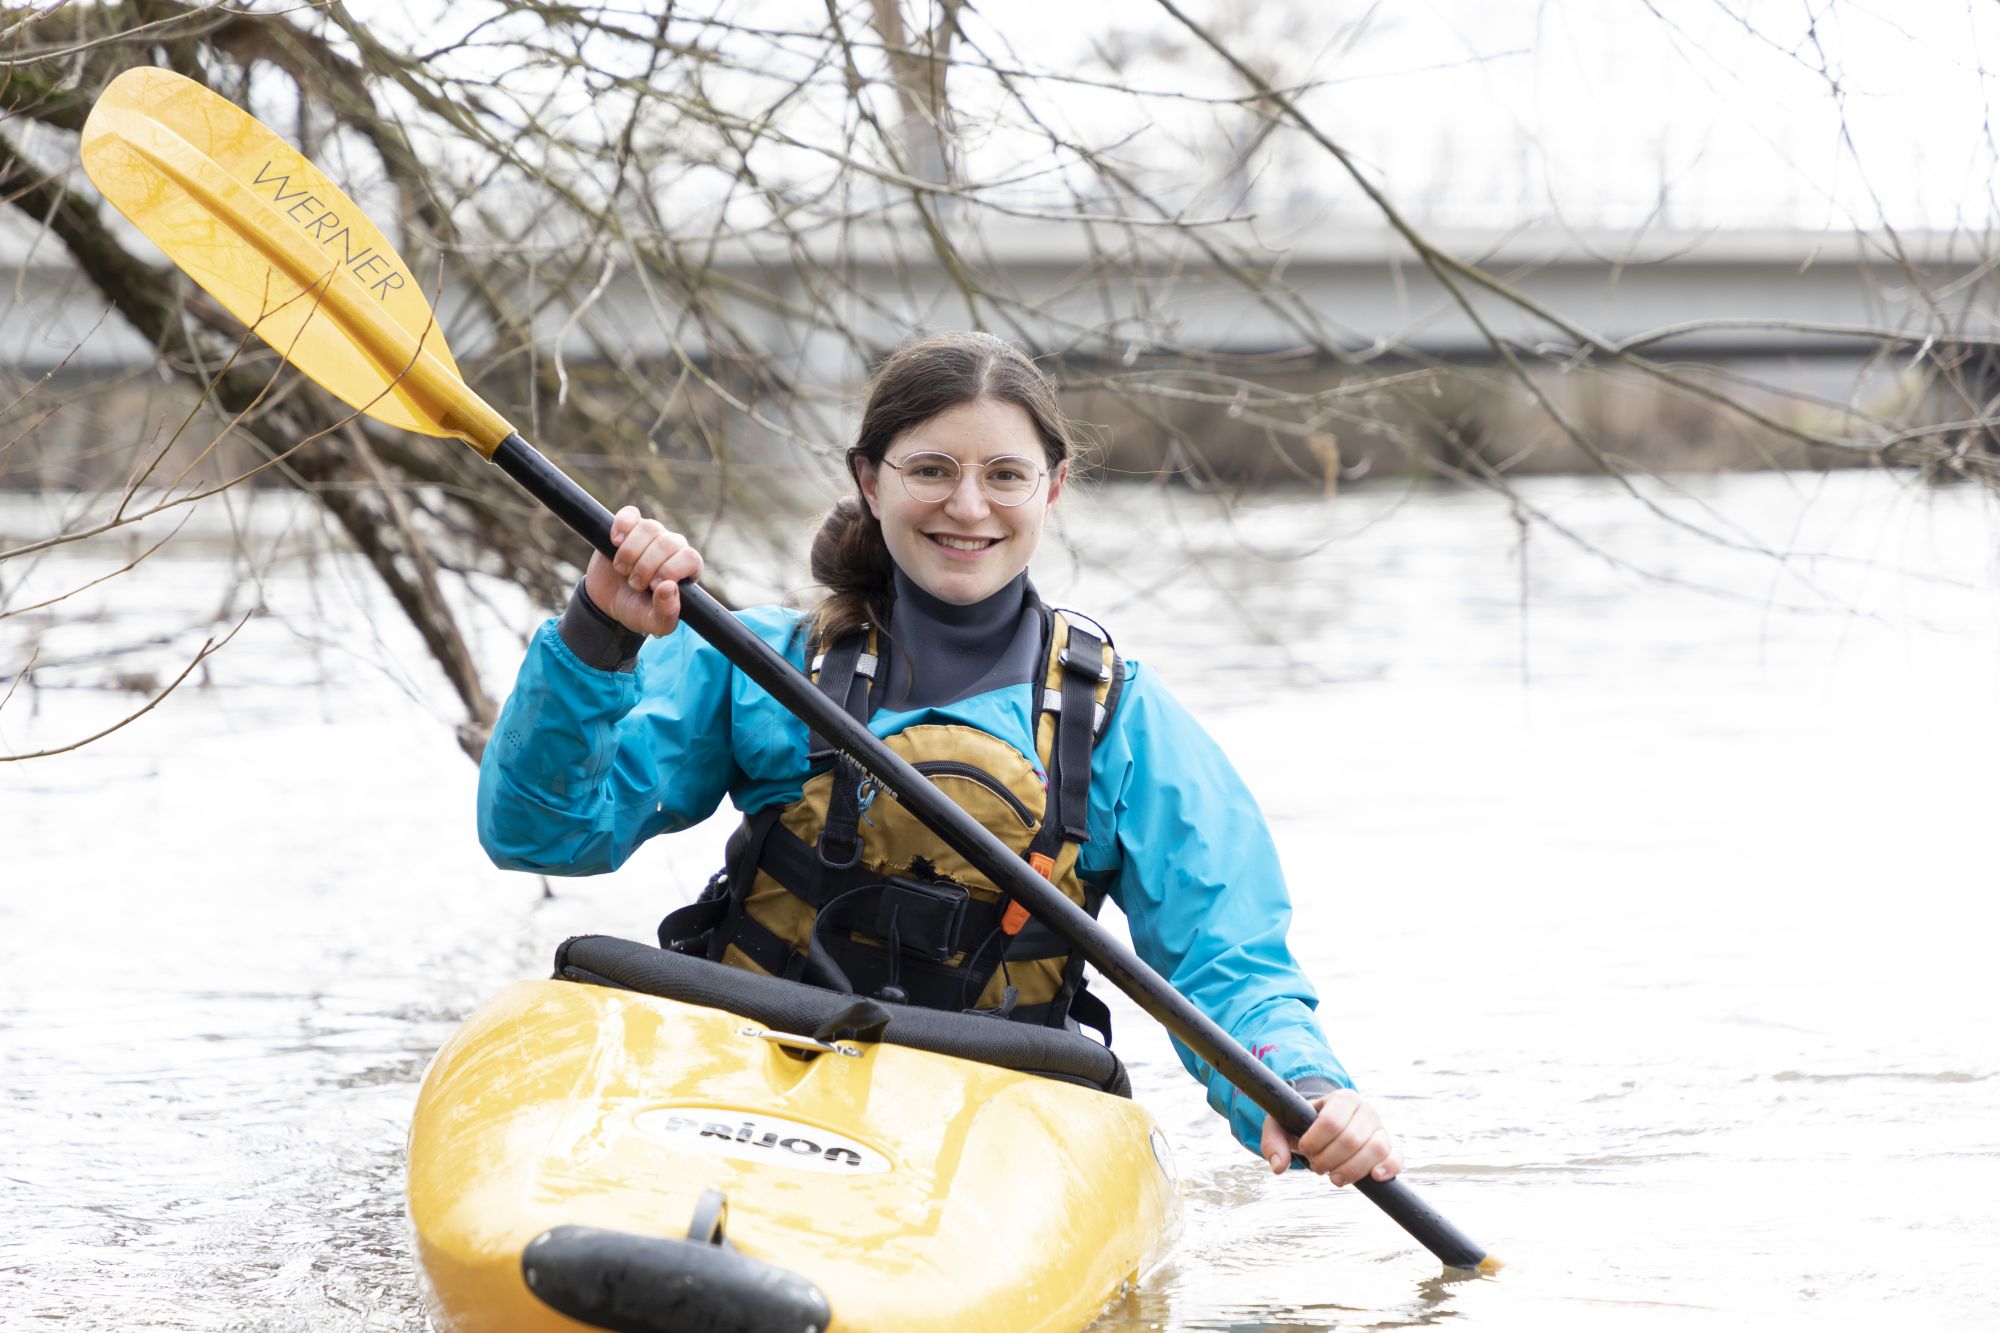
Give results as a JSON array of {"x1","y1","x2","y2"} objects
[{"x1": 1003, "y1": 853, "x2": 1057, "y2": 935}]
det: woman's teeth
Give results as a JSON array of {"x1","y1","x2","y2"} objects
[{"x1": 929, "y1": 535, "x2": 996, "y2": 551}]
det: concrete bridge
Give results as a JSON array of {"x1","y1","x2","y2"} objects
[{"x1": 5, "y1": 215, "x2": 1989, "y2": 391}]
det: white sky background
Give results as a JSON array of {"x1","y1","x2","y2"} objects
[
  {"x1": 323, "y1": 0, "x2": 2000, "y2": 237},
  {"x1": 929, "y1": 0, "x2": 2000, "y2": 231}
]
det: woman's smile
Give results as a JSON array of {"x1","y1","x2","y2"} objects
[{"x1": 925, "y1": 532, "x2": 1003, "y2": 555}]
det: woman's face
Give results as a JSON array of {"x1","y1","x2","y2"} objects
[{"x1": 855, "y1": 396, "x2": 1066, "y2": 606}]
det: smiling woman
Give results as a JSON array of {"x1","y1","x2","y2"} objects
[
  {"x1": 67, "y1": 58, "x2": 1477, "y2": 1315},
  {"x1": 478, "y1": 330, "x2": 1402, "y2": 1193},
  {"x1": 813, "y1": 333, "x2": 1075, "y2": 636},
  {"x1": 860, "y1": 409, "x2": 1059, "y2": 607}
]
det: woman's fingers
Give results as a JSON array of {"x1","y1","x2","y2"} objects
[
  {"x1": 1295, "y1": 1090, "x2": 1364, "y2": 1161},
  {"x1": 1257, "y1": 1114, "x2": 1294, "y2": 1175},
  {"x1": 592, "y1": 505, "x2": 703, "y2": 636},
  {"x1": 648, "y1": 578, "x2": 682, "y2": 634},
  {"x1": 616, "y1": 518, "x2": 702, "y2": 594},
  {"x1": 1314, "y1": 1125, "x2": 1395, "y2": 1187},
  {"x1": 1304, "y1": 1101, "x2": 1376, "y2": 1184},
  {"x1": 637, "y1": 537, "x2": 702, "y2": 592},
  {"x1": 614, "y1": 520, "x2": 663, "y2": 588},
  {"x1": 1370, "y1": 1135, "x2": 1405, "y2": 1183},
  {"x1": 1291, "y1": 1091, "x2": 1402, "y2": 1187},
  {"x1": 624, "y1": 529, "x2": 671, "y2": 592}
]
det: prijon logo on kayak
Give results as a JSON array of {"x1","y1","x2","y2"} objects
[{"x1": 635, "y1": 1107, "x2": 893, "y2": 1175}]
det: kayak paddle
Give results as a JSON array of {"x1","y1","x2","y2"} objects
[{"x1": 79, "y1": 65, "x2": 1497, "y2": 1273}]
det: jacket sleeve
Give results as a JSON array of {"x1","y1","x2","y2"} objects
[
  {"x1": 476, "y1": 614, "x2": 750, "y2": 875},
  {"x1": 1080, "y1": 662, "x2": 1352, "y2": 1157}
]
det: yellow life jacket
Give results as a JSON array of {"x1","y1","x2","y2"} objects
[{"x1": 661, "y1": 603, "x2": 1124, "y2": 1038}]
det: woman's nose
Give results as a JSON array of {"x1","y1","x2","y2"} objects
[{"x1": 941, "y1": 469, "x2": 991, "y2": 519}]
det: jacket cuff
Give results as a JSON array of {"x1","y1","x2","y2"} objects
[
  {"x1": 557, "y1": 580, "x2": 645, "y2": 673},
  {"x1": 1281, "y1": 1074, "x2": 1352, "y2": 1170},
  {"x1": 1291, "y1": 1074, "x2": 1344, "y2": 1100}
]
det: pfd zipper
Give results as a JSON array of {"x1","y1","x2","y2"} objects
[{"x1": 911, "y1": 760, "x2": 1036, "y2": 828}]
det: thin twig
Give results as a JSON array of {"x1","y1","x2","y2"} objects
[{"x1": 0, "y1": 614, "x2": 248, "y2": 762}]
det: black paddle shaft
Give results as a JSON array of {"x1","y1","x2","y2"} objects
[{"x1": 490, "y1": 432, "x2": 1491, "y2": 1271}]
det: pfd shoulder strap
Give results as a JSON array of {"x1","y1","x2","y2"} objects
[
  {"x1": 1004, "y1": 609, "x2": 1123, "y2": 1039},
  {"x1": 806, "y1": 629, "x2": 878, "y2": 764},
  {"x1": 810, "y1": 627, "x2": 879, "y2": 870},
  {"x1": 1027, "y1": 610, "x2": 1124, "y2": 855}
]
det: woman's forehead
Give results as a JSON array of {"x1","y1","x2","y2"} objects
[{"x1": 888, "y1": 397, "x2": 1042, "y2": 458}]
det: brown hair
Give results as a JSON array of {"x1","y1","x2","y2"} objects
[{"x1": 809, "y1": 332, "x2": 1076, "y2": 646}]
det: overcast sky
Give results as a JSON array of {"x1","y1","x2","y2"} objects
[
  {"x1": 21, "y1": 0, "x2": 1986, "y2": 250},
  {"x1": 295, "y1": 1, "x2": 2000, "y2": 237},
  {"x1": 971, "y1": 0, "x2": 2000, "y2": 233}
]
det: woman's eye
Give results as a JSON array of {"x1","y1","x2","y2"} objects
[
  {"x1": 989, "y1": 466, "x2": 1029, "y2": 483},
  {"x1": 910, "y1": 464, "x2": 953, "y2": 480}
]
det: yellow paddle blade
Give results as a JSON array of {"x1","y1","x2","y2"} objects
[{"x1": 80, "y1": 66, "x2": 513, "y2": 454}]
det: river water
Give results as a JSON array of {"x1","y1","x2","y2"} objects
[{"x1": 4, "y1": 471, "x2": 1998, "y2": 1331}]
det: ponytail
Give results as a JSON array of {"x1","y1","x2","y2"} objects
[{"x1": 808, "y1": 494, "x2": 893, "y2": 647}]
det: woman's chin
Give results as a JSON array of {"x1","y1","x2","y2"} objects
[{"x1": 908, "y1": 558, "x2": 1015, "y2": 606}]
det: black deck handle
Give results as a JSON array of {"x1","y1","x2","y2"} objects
[{"x1": 522, "y1": 1224, "x2": 831, "y2": 1333}]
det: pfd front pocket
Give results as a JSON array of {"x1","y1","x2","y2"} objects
[
  {"x1": 872, "y1": 876, "x2": 969, "y2": 961},
  {"x1": 815, "y1": 875, "x2": 972, "y2": 964},
  {"x1": 910, "y1": 761, "x2": 1036, "y2": 829}
]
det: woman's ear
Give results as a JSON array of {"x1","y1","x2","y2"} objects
[
  {"x1": 854, "y1": 457, "x2": 883, "y2": 520},
  {"x1": 1045, "y1": 460, "x2": 1067, "y2": 509}
]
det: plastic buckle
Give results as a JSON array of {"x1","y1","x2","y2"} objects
[
  {"x1": 1058, "y1": 645, "x2": 1111, "y2": 682},
  {"x1": 817, "y1": 832, "x2": 863, "y2": 871}
]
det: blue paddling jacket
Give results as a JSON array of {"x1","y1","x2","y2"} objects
[{"x1": 477, "y1": 597, "x2": 1353, "y2": 1157}]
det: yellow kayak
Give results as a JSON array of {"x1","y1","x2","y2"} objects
[{"x1": 408, "y1": 935, "x2": 1183, "y2": 1332}]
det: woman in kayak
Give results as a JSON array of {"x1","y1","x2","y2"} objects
[{"x1": 478, "y1": 331, "x2": 1402, "y2": 1190}]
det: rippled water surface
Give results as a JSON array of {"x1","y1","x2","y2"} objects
[{"x1": 6, "y1": 473, "x2": 1998, "y2": 1331}]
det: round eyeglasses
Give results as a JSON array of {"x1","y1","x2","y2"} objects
[{"x1": 879, "y1": 451, "x2": 1049, "y2": 506}]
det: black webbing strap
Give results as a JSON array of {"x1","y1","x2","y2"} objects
[
  {"x1": 1065, "y1": 984, "x2": 1114, "y2": 1046},
  {"x1": 1020, "y1": 606, "x2": 1065, "y2": 864},
  {"x1": 999, "y1": 615, "x2": 1121, "y2": 1033},
  {"x1": 813, "y1": 632, "x2": 878, "y2": 870},
  {"x1": 819, "y1": 936, "x2": 1015, "y2": 1012},
  {"x1": 1021, "y1": 619, "x2": 1104, "y2": 862},
  {"x1": 1039, "y1": 879, "x2": 1109, "y2": 1031},
  {"x1": 725, "y1": 906, "x2": 806, "y2": 979},
  {"x1": 758, "y1": 832, "x2": 1012, "y2": 953},
  {"x1": 1053, "y1": 623, "x2": 1105, "y2": 842},
  {"x1": 702, "y1": 807, "x2": 783, "y2": 963},
  {"x1": 1007, "y1": 984, "x2": 1110, "y2": 1045},
  {"x1": 1001, "y1": 914, "x2": 1075, "y2": 962},
  {"x1": 757, "y1": 824, "x2": 835, "y2": 905},
  {"x1": 740, "y1": 900, "x2": 1020, "y2": 1012},
  {"x1": 742, "y1": 824, "x2": 1013, "y2": 979},
  {"x1": 1095, "y1": 648, "x2": 1125, "y2": 743},
  {"x1": 805, "y1": 633, "x2": 875, "y2": 762},
  {"x1": 657, "y1": 893, "x2": 727, "y2": 956}
]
